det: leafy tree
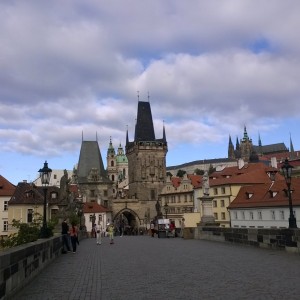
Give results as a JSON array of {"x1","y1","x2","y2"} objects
[
  {"x1": 166, "y1": 171, "x2": 173, "y2": 177},
  {"x1": 194, "y1": 168, "x2": 204, "y2": 175},
  {"x1": 176, "y1": 169, "x2": 186, "y2": 177},
  {"x1": 0, "y1": 213, "x2": 58, "y2": 249},
  {"x1": 208, "y1": 164, "x2": 216, "y2": 175}
]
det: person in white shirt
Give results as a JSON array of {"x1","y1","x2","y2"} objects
[{"x1": 95, "y1": 224, "x2": 103, "y2": 245}]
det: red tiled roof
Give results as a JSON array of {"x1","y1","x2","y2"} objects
[
  {"x1": 8, "y1": 182, "x2": 60, "y2": 205},
  {"x1": 83, "y1": 202, "x2": 110, "y2": 213},
  {"x1": 170, "y1": 174, "x2": 202, "y2": 189},
  {"x1": 209, "y1": 163, "x2": 283, "y2": 186},
  {"x1": 0, "y1": 175, "x2": 16, "y2": 197},
  {"x1": 228, "y1": 178, "x2": 300, "y2": 209}
]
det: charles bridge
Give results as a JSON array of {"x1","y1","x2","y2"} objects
[{"x1": 1, "y1": 227, "x2": 300, "y2": 300}]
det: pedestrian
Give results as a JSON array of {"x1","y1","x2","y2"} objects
[
  {"x1": 107, "y1": 223, "x2": 114, "y2": 244},
  {"x1": 96, "y1": 223, "x2": 102, "y2": 245},
  {"x1": 169, "y1": 221, "x2": 176, "y2": 238},
  {"x1": 180, "y1": 218, "x2": 185, "y2": 238},
  {"x1": 69, "y1": 222, "x2": 79, "y2": 253},
  {"x1": 61, "y1": 218, "x2": 71, "y2": 253},
  {"x1": 150, "y1": 222, "x2": 155, "y2": 237}
]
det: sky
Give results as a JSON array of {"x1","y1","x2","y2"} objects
[{"x1": 1, "y1": 0, "x2": 300, "y2": 185}]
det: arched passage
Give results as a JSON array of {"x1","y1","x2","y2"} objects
[{"x1": 114, "y1": 208, "x2": 141, "y2": 235}]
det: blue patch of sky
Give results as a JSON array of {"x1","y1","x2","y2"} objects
[{"x1": 249, "y1": 37, "x2": 272, "y2": 54}]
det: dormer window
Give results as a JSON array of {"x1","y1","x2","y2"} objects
[
  {"x1": 246, "y1": 192, "x2": 253, "y2": 199},
  {"x1": 268, "y1": 191, "x2": 278, "y2": 198}
]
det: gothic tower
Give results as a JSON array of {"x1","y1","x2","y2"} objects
[
  {"x1": 126, "y1": 101, "x2": 168, "y2": 202},
  {"x1": 240, "y1": 125, "x2": 253, "y2": 161},
  {"x1": 228, "y1": 135, "x2": 235, "y2": 159}
]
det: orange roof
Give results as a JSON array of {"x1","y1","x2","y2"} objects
[
  {"x1": 228, "y1": 178, "x2": 300, "y2": 209},
  {"x1": 83, "y1": 202, "x2": 110, "y2": 213},
  {"x1": 170, "y1": 174, "x2": 202, "y2": 189},
  {"x1": 209, "y1": 162, "x2": 283, "y2": 186},
  {"x1": 0, "y1": 175, "x2": 15, "y2": 197}
]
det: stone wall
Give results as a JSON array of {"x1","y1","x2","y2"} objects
[
  {"x1": 0, "y1": 236, "x2": 62, "y2": 299},
  {"x1": 194, "y1": 226, "x2": 300, "y2": 254}
]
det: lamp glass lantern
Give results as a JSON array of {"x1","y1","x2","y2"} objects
[
  {"x1": 38, "y1": 161, "x2": 52, "y2": 238},
  {"x1": 281, "y1": 159, "x2": 297, "y2": 229}
]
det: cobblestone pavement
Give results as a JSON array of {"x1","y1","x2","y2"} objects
[{"x1": 11, "y1": 235, "x2": 300, "y2": 300}]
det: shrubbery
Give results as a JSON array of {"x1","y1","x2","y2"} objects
[{"x1": 0, "y1": 214, "x2": 58, "y2": 249}]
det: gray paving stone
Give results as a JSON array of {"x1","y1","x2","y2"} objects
[{"x1": 10, "y1": 235, "x2": 300, "y2": 300}]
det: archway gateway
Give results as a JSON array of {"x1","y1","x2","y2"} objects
[{"x1": 114, "y1": 209, "x2": 141, "y2": 235}]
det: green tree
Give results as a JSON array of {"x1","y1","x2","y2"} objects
[
  {"x1": 176, "y1": 169, "x2": 186, "y2": 177},
  {"x1": 166, "y1": 171, "x2": 173, "y2": 177},
  {"x1": 194, "y1": 168, "x2": 204, "y2": 175}
]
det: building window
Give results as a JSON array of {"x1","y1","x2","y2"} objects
[
  {"x1": 234, "y1": 211, "x2": 238, "y2": 220},
  {"x1": 271, "y1": 210, "x2": 275, "y2": 220},
  {"x1": 214, "y1": 213, "x2": 218, "y2": 220},
  {"x1": 258, "y1": 211, "x2": 262, "y2": 220},
  {"x1": 221, "y1": 187, "x2": 226, "y2": 194},
  {"x1": 112, "y1": 175, "x2": 115, "y2": 181},
  {"x1": 213, "y1": 188, "x2": 218, "y2": 195},
  {"x1": 184, "y1": 195, "x2": 187, "y2": 203},
  {"x1": 151, "y1": 190, "x2": 156, "y2": 200},
  {"x1": 279, "y1": 210, "x2": 285, "y2": 220},
  {"x1": 104, "y1": 190, "x2": 108, "y2": 197},
  {"x1": 4, "y1": 201, "x2": 8, "y2": 211},
  {"x1": 221, "y1": 212, "x2": 225, "y2": 220},
  {"x1": 220, "y1": 200, "x2": 225, "y2": 207},
  {"x1": 213, "y1": 200, "x2": 217, "y2": 208},
  {"x1": 189, "y1": 194, "x2": 193, "y2": 202},
  {"x1": 111, "y1": 160, "x2": 114, "y2": 167},
  {"x1": 249, "y1": 212, "x2": 254, "y2": 220},
  {"x1": 27, "y1": 209, "x2": 33, "y2": 223},
  {"x1": 51, "y1": 193, "x2": 57, "y2": 199},
  {"x1": 242, "y1": 212, "x2": 245, "y2": 220},
  {"x1": 3, "y1": 221, "x2": 8, "y2": 231},
  {"x1": 54, "y1": 174, "x2": 57, "y2": 179}
]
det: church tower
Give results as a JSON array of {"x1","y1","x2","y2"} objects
[
  {"x1": 228, "y1": 135, "x2": 235, "y2": 159},
  {"x1": 107, "y1": 137, "x2": 117, "y2": 183},
  {"x1": 239, "y1": 126, "x2": 253, "y2": 162},
  {"x1": 126, "y1": 100, "x2": 168, "y2": 202}
]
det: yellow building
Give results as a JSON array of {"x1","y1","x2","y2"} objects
[
  {"x1": 8, "y1": 181, "x2": 60, "y2": 233},
  {"x1": 195, "y1": 161, "x2": 278, "y2": 227}
]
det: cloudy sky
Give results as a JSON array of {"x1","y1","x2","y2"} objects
[{"x1": 1, "y1": 0, "x2": 300, "y2": 185}]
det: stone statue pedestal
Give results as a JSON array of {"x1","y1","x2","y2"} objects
[{"x1": 200, "y1": 195, "x2": 217, "y2": 226}]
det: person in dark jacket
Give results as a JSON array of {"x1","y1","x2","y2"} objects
[{"x1": 61, "y1": 219, "x2": 71, "y2": 253}]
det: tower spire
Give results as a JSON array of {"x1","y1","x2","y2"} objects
[{"x1": 290, "y1": 132, "x2": 295, "y2": 159}]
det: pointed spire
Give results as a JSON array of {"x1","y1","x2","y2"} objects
[
  {"x1": 228, "y1": 135, "x2": 234, "y2": 159},
  {"x1": 126, "y1": 125, "x2": 129, "y2": 146},
  {"x1": 290, "y1": 133, "x2": 295, "y2": 159},
  {"x1": 107, "y1": 136, "x2": 115, "y2": 156},
  {"x1": 236, "y1": 136, "x2": 240, "y2": 150},
  {"x1": 258, "y1": 132, "x2": 262, "y2": 147},
  {"x1": 243, "y1": 125, "x2": 248, "y2": 140},
  {"x1": 163, "y1": 120, "x2": 166, "y2": 143}
]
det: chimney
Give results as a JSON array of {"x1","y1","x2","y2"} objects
[
  {"x1": 270, "y1": 157, "x2": 277, "y2": 168},
  {"x1": 238, "y1": 158, "x2": 244, "y2": 169}
]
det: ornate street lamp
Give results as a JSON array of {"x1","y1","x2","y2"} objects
[
  {"x1": 281, "y1": 159, "x2": 297, "y2": 229},
  {"x1": 163, "y1": 203, "x2": 169, "y2": 219},
  {"x1": 38, "y1": 161, "x2": 52, "y2": 238}
]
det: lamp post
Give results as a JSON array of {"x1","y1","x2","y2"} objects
[
  {"x1": 281, "y1": 159, "x2": 297, "y2": 229},
  {"x1": 38, "y1": 161, "x2": 52, "y2": 238},
  {"x1": 163, "y1": 203, "x2": 169, "y2": 219}
]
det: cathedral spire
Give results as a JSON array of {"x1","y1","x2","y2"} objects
[
  {"x1": 163, "y1": 120, "x2": 166, "y2": 143},
  {"x1": 126, "y1": 125, "x2": 129, "y2": 146},
  {"x1": 228, "y1": 135, "x2": 234, "y2": 159},
  {"x1": 290, "y1": 133, "x2": 295, "y2": 159},
  {"x1": 258, "y1": 133, "x2": 262, "y2": 147}
]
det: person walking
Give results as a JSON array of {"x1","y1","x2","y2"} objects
[
  {"x1": 150, "y1": 222, "x2": 155, "y2": 237},
  {"x1": 180, "y1": 218, "x2": 185, "y2": 238},
  {"x1": 61, "y1": 219, "x2": 71, "y2": 253},
  {"x1": 107, "y1": 223, "x2": 114, "y2": 244},
  {"x1": 69, "y1": 222, "x2": 79, "y2": 253},
  {"x1": 96, "y1": 223, "x2": 102, "y2": 245}
]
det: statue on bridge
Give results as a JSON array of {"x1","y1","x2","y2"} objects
[
  {"x1": 59, "y1": 169, "x2": 71, "y2": 203},
  {"x1": 203, "y1": 171, "x2": 210, "y2": 197}
]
